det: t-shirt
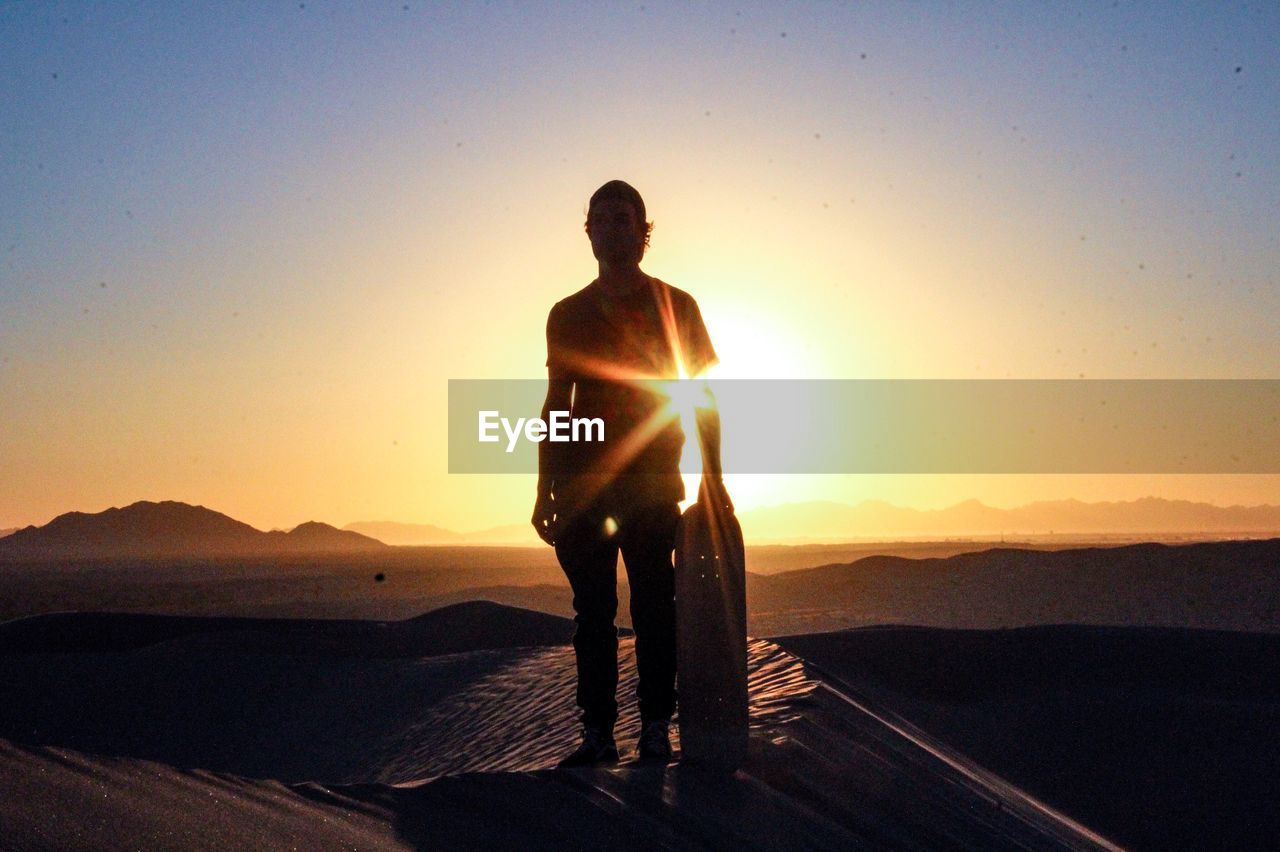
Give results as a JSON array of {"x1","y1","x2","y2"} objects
[{"x1": 544, "y1": 276, "x2": 718, "y2": 510}]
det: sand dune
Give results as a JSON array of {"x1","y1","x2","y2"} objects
[
  {"x1": 4, "y1": 538, "x2": 1273, "y2": 640},
  {"x1": 0, "y1": 602, "x2": 1117, "y2": 849},
  {"x1": 749, "y1": 537, "x2": 1280, "y2": 635},
  {"x1": 778, "y1": 624, "x2": 1280, "y2": 850},
  {"x1": 0, "y1": 600, "x2": 576, "y2": 657},
  {"x1": 0, "y1": 603, "x2": 800, "y2": 785}
]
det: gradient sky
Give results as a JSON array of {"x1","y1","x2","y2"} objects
[{"x1": 3, "y1": 2, "x2": 1278, "y2": 533}]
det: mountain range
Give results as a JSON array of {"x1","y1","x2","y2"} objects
[
  {"x1": 341, "y1": 520, "x2": 531, "y2": 546},
  {"x1": 0, "y1": 501, "x2": 386, "y2": 560},
  {"x1": 4, "y1": 496, "x2": 1279, "y2": 559},
  {"x1": 736, "y1": 497, "x2": 1280, "y2": 541},
  {"x1": 345, "y1": 497, "x2": 1280, "y2": 545}
]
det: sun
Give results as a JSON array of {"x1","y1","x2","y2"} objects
[
  {"x1": 664, "y1": 309, "x2": 816, "y2": 509},
  {"x1": 702, "y1": 310, "x2": 814, "y2": 380},
  {"x1": 657, "y1": 307, "x2": 809, "y2": 439}
]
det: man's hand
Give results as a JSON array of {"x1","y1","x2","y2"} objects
[
  {"x1": 531, "y1": 491, "x2": 559, "y2": 546},
  {"x1": 534, "y1": 369, "x2": 572, "y2": 547}
]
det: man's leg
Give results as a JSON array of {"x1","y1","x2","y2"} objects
[
  {"x1": 618, "y1": 501, "x2": 680, "y2": 725},
  {"x1": 555, "y1": 509, "x2": 622, "y2": 734}
]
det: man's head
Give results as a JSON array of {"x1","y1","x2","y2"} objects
[{"x1": 585, "y1": 179, "x2": 653, "y2": 266}]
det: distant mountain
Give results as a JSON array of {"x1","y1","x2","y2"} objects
[
  {"x1": 343, "y1": 521, "x2": 464, "y2": 545},
  {"x1": 343, "y1": 520, "x2": 537, "y2": 546},
  {"x1": 738, "y1": 497, "x2": 1280, "y2": 542},
  {"x1": 459, "y1": 523, "x2": 538, "y2": 545},
  {"x1": 0, "y1": 528, "x2": 16, "y2": 540},
  {"x1": 264, "y1": 521, "x2": 387, "y2": 553},
  {"x1": 0, "y1": 501, "x2": 387, "y2": 560}
]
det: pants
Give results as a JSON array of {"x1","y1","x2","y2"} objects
[{"x1": 554, "y1": 499, "x2": 680, "y2": 731}]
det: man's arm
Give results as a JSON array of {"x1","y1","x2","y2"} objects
[
  {"x1": 532, "y1": 369, "x2": 573, "y2": 545},
  {"x1": 536, "y1": 369, "x2": 573, "y2": 496},
  {"x1": 533, "y1": 306, "x2": 573, "y2": 545}
]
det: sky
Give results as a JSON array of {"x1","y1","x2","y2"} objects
[{"x1": 2, "y1": 1, "x2": 1278, "y2": 533}]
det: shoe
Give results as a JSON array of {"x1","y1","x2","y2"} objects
[
  {"x1": 637, "y1": 719, "x2": 673, "y2": 763},
  {"x1": 557, "y1": 725, "x2": 619, "y2": 768}
]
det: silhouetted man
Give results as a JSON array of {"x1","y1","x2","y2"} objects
[{"x1": 533, "y1": 180, "x2": 720, "y2": 766}]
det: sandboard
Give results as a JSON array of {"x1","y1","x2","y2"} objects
[{"x1": 675, "y1": 480, "x2": 748, "y2": 771}]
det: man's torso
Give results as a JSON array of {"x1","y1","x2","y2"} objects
[{"x1": 546, "y1": 277, "x2": 715, "y2": 510}]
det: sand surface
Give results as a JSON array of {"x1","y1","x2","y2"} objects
[
  {"x1": 778, "y1": 624, "x2": 1280, "y2": 850},
  {"x1": 0, "y1": 602, "x2": 1118, "y2": 850}
]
